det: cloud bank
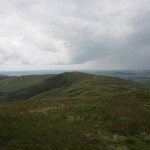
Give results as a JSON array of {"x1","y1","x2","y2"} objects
[{"x1": 0, "y1": 0, "x2": 150, "y2": 70}]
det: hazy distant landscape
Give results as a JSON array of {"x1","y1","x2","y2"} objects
[
  {"x1": 1, "y1": 70, "x2": 150, "y2": 84},
  {"x1": 95, "y1": 70, "x2": 150, "y2": 85}
]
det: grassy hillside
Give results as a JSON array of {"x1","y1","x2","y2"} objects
[
  {"x1": 1, "y1": 72, "x2": 148, "y2": 102},
  {"x1": 30, "y1": 74, "x2": 145, "y2": 100},
  {"x1": 0, "y1": 91, "x2": 149, "y2": 150},
  {"x1": 30, "y1": 84, "x2": 141, "y2": 100},
  {"x1": 5, "y1": 72, "x2": 94, "y2": 101},
  {"x1": 0, "y1": 72, "x2": 149, "y2": 149},
  {"x1": 0, "y1": 74, "x2": 54, "y2": 102}
]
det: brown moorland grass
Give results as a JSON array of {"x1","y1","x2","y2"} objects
[{"x1": 0, "y1": 91, "x2": 149, "y2": 150}]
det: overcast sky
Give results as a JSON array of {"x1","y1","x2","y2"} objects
[{"x1": 0, "y1": 0, "x2": 150, "y2": 71}]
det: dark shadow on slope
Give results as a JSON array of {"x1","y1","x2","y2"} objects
[{"x1": 4, "y1": 72, "x2": 94, "y2": 102}]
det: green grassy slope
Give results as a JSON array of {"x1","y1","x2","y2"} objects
[
  {"x1": 0, "y1": 91, "x2": 149, "y2": 150},
  {"x1": 0, "y1": 72, "x2": 150, "y2": 149},
  {"x1": 0, "y1": 75, "x2": 54, "y2": 93},
  {"x1": 5, "y1": 72, "x2": 94, "y2": 101},
  {"x1": 0, "y1": 75, "x2": 54, "y2": 102},
  {"x1": 1, "y1": 72, "x2": 148, "y2": 102},
  {"x1": 30, "y1": 74, "x2": 145, "y2": 100}
]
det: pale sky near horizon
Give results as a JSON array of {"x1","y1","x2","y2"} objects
[{"x1": 0, "y1": 0, "x2": 150, "y2": 71}]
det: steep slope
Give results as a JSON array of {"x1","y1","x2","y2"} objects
[
  {"x1": 0, "y1": 74, "x2": 55, "y2": 102},
  {"x1": 30, "y1": 74, "x2": 145, "y2": 100},
  {"x1": 3, "y1": 72, "x2": 148, "y2": 103},
  {"x1": 5, "y1": 72, "x2": 94, "y2": 101},
  {"x1": 0, "y1": 75, "x2": 54, "y2": 93}
]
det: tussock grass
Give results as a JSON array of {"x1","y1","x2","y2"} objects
[
  {"x1": 0, "y1": 72, "x2": 149, "y2": 149},
  {"x1": 0, "y1": 91, "x2": 149, "y2": 149}
]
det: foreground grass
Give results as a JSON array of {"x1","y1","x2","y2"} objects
[{"x1": 0, "y1": 91, "x2": 150, "y2": 150}]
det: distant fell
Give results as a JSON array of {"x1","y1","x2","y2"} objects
[
  {"x1": 6, "y1": 72, "x2": 94, "y2": 101},
  {"x1": 1, "y1": 71, "x2": 147, "y2": 102}
]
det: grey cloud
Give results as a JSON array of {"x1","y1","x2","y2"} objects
[
  {"x1": 0, "y1": 0, "x2": 149, "y2": 69},
  {"x1": 52, "y1": 0, "x2": 150, "y2": 68}
]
